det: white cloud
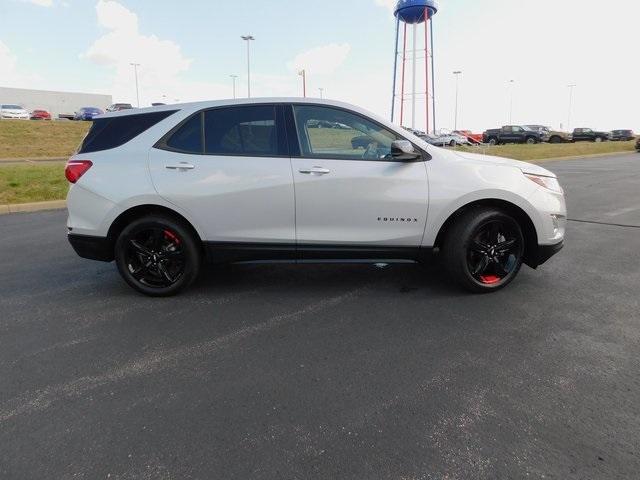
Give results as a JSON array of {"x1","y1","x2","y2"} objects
[
  {"x1": 287, "y1": 43, "x2": 351, "y2": 76},
  {"x1": 82, "y1": 0, "x2": 227, "y2": 105},
  {"x1": 0, "y1": 40, "x2": 41, "y2": 88},
  {"x1": 374, "y1": 0, "x2": 396, "y2": 12},
  {"x1": 18, "y1": 0, "x2": 53, "y2": 6}
]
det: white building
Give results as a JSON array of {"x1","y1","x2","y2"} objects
[{"x1": 0, "y1": 87, "x2": 112, "y2": 119}]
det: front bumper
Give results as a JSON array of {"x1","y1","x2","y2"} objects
[
  {"x1": 68, "y1": 233, "x2": 113, "y2": 262},
  {"x1": 535, "y1": 241, "x2": 564, "y2": 266}
]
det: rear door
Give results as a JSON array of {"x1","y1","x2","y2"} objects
[
  {"x1": 288, "y1": 104, "x2": 428, "y2": 252},
  {"x1": 149, "y1": 104, "x2": 295, "y2": 244}
]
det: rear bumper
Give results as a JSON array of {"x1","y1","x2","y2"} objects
[{"x1": 68, "y1": 233, "x2": 113, "y2": 262}]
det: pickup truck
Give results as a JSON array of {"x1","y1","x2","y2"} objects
[
  {"x1": 525, "y1": 125, "x2": 572, "y2": 144},
  {"x1": 572, "y1": 128, "x2": 609, "y2": 142},
  {"x1": 482, "y1": 125, "x2": 549, "y2": 145}
]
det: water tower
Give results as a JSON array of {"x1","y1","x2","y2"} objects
[{"x1": 391, "y1": 0, "x2": 438, "y2": 133}]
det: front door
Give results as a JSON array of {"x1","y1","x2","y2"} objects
[
  {"x1": 149, "y1": 105, "x2": 295, "y2": 245},
  {"x1": 288, "y1": 104, "x2": 429, "y2": 254}
]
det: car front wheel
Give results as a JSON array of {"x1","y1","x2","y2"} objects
[
  {"x1": 115, "y1": 215, "x2": 201, "y2": 297},
  {"x1": 442, "y1": 207, "x2": 525, "y2": 293}
]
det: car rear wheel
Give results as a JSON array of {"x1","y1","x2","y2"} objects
[
  {"x1": 115, "y1": 215, "x2": 201, "y2": 297},
  {"x1": 449, "y1": 140, "x2": 456, "y2": 147},
  {"x1": 526, "y1": 137, "x2": 538, "y2": 145},
  {"x1": 442, "y1": 207, "x2": 525, "y2": 293},
  {"x1": 488, "y1": 138, "x2": 498, "y2": 146},
  {"x1": 549, "y1": 136, "x2": 562, "y2": 144},
  {"x1": 595, "y1": 137, "x2": 603, "y2": 143}
]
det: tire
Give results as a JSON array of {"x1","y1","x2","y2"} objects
[
  {"x1": 595, "y1": 137, "x2": 603, "y2": 143},
  {"x1": 488, "y1": 138, "x2": 498, "y2": 146},
  {"x1": 549, "y1": 136, "x2": 562, "y2": 144},
  {"x1": 526, "y1": 137, "x2": 538, "y2": 145},
  {"x1": 115, "y1": 215, "x2": 202, "y2": 297},
  {"x1": 449, "y1": 140, "x2": 456, "y2": 147},
  {"x1": 441, "y1": 207, "x2": 525, "y2": 293}
]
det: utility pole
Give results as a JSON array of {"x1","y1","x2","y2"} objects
[
  {"x1": 508, "y1": 79, "x2": 515, "y2": 124},
  {"x1": 298, "y1": 69, "x2": 306, "y2": 97},
  {"x1": 241, "y1": 35, "x2": 255, "y2": 98},
  {"x1": 130, "y1": 63, "x2": 141, "y2": 107},
  {"x1": 230, "y1": 75, "x2": 238, "y2": 99},
  {"x1": 453, "y1": 70, "x2": 462, "y2": 130},
  {"x1": 567, "y1": 84, "x2": 576, "y2": 131},
  {"x1": 318, "y1": 87, "x2": 324, "y2": 99}
]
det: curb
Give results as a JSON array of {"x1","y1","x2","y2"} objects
[
  {"x1": 0, "y1": 157, "x2": 67, "y2": 165},
  {"x1": 0, "y1": 200, "x2": 66, "y2": 215},
  {"x1": 529, "y1": 150, "x2": 637, "y2": 163}
]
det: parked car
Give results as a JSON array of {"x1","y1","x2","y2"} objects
[
  {"x1": 65, "y1": 99, "x2": 566, "y2": 296},
  {"x1": 525, "y1": 125, "x2": 571, "y2": 144},
  {"x1": 636, "y1": 137, "x2": 640, "y2": 152},
  {"x1": 483, "y1": 125, "x2": 550, "y2": 145},
  {"x1": 74, "y1": 107, "x2": 104, "y2": 121},
  {"x1": 0, "y1": 104, "x2": 30, "y2": 120},
  {"x1": 454, "y1": 130, "x2": 483, "y2": 144},
  {"x1": 30, "y1": 109, "x2": 52, "y2": 120},
  {"x1": 609, "y1": 129, "x2": 635, "y2": 141},
  {"x1": 58, "y1": 113, "x2": 76, "y2": 121},
  {"x1": 571, "y1": 128, "x2": 609, "y2": 142},
  {"x1": 422, "y1": 132, "x2": 471, "y2": 147},
  {"x1": 106, "y1": 103, "x2": 134, "y2": 112}
]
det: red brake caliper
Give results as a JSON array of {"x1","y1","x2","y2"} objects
[
  {"x1": 163, "y1": 230, "x2": 180, "y2": 245},
  {"x1": 479, "y1": 275, "x2": 501, "y2": 285}
]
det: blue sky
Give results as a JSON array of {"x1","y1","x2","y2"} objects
[{"x1": 1, "y1": 0, "x2": 638, "y2": 131}]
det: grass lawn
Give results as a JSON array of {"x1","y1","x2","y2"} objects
[
  {"x1": 0, "y1": 120, "x2": 90, "y2": 159},
  {"x1": 454, "y1": 141, "x2": 636, "y2": 161},
  {"x1": 0, "y1": 162, "x2": 67, "y2": 204}
]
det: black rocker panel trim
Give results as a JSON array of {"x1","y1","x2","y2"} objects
[{"x1": 204, "y1": 242, "x2": 427, "y2": 264}]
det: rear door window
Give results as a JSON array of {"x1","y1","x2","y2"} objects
[{"x1": 203, "y1": 106, "x2": 280, "y2": 156}]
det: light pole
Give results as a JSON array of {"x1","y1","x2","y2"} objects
[
  {"x1": 298, "y1": 69, "x2": 306, "y2": 97},
  {"x1": 318, "y1": 87, "x2": 324, "y2": 99},
  {"x1": 230, "y1": 75, "x2": 238, "y2": 99},
  {"x1": 508, "y1": 79, "x2": 515, "y2": 124},
  {"x1": 567, "y1": 84, "x2": 576, "y2": 131},
  {"x1": 241, "y1": 35, "x2": 255, "y2": 98},
  {"x1": 130, "y1": 63, "x2": 141, "y2": 107},
  {"x1": 453, "y1": 70, "x2": 462, "y2": 130}
]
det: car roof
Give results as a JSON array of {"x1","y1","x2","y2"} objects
[{"x1": 98, "y1": 97, "x2": 380, "y2": 120}]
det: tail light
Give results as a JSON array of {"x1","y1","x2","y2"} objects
[{"x1": 65, "y1": 160, "x2": 93, "y2": 183}]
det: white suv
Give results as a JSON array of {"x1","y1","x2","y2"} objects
[{"x1": 66, "y1": 98, "x2": 566, "y2": 296}]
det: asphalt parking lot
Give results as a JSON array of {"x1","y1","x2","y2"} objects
[{"x1": 1, "y1": 153, "x2": 639, "y2": 479}]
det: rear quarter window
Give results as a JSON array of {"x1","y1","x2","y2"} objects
[{"x1": 78, "y1": 110, "x2": 177, "y2": 154}]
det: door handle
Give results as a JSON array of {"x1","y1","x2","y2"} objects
[
  {"x1": 299, "y1": 166, "x2": 331, "y2": 175},
  {"x1": 165, "y1": 162, "x2": 195, "y2": 171}
]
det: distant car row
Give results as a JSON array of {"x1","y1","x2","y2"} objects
[
  {"x1": 482, "y1": 125, "x2": 636, "y2": 145},
  {"x1": 0, "y1": 103, "x2": 133, "y2": 121}
]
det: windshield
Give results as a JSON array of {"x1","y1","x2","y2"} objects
[
  {"x1": 2, "y1": 105, "x2": 23, "y2": 109},
  {"x1": 521, "y1": 126, "x2": 534, "y2": 132}
]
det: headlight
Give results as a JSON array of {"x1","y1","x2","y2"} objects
[{"x1": 524, "y1": 173, "x2": 564, "y2": 194}]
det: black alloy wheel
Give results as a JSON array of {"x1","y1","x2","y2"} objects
[
  {"x1": 115, "y1": 215, "x2": 201, "y2": 296},
  {"x1": 442, "y1": 207, "x2": 525, "y2": 292},
  {"x1": 466, "y1": 219, "x2": 523, "y2": 287}
]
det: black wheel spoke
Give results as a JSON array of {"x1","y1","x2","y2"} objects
[
  {"x1": 471, "y1": 255, "x2": 489, "y2": 275},
  {"x1": 157, "y1": 262, "x2": 175, "y2": 284},
  {"x1": 471, "y1": 239, "x2": 488, "y2": 254},
  {"x1": 130, "y1": 239, "x2": 152, "y2": 257},
  {"x1": 496, "y1": 238, "x2": 516, "y2": 253}
]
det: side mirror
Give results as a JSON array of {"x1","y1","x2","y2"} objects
[{"x1": 391, "y1": 140, "x2": 421, "y2": 161}]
